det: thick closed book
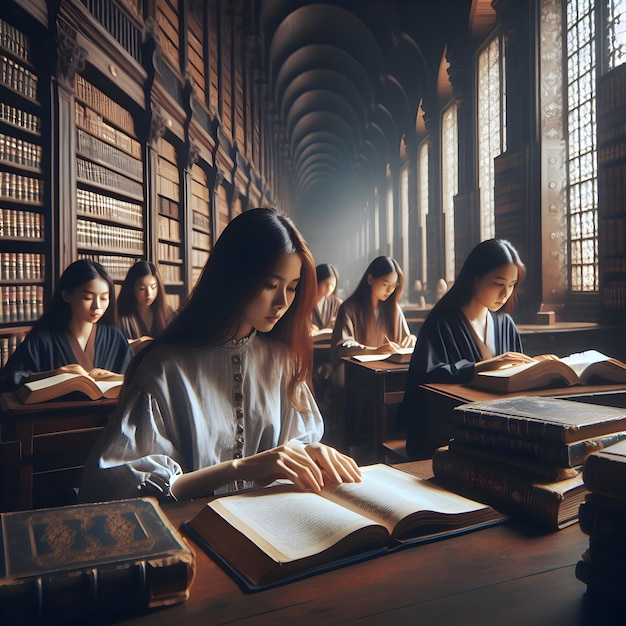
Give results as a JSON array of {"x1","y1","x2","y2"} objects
[
  {"x1": 15, "y1": 371, "x2": 124, "y2": 404},
  {"x1": 432, "y1": 445, "x2": 588, "y2": 530},
  {"x1": 471, "y1": 350, "x2": 626, "y2": 393},
  {"x1": 452, "y1": 428, "x2": 626, "y2": 467},
  {"x1": 579, "y1": 492, "x2": 626, "y2": 541},
  {"x1": 0, "y1": 498, "x2": 196, "y2": 623},
  {"x1": 453, "y1": 396, "x2": 626, "y2": 443},
  {"x1": 583, "y1": 439, "x2": 626, "y2": 499},
  {"x1": 182, "y1": 464, "x2": 503, "y2": 591}
]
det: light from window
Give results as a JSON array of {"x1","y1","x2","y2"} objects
[
  {"x1": 400, "y1": 166, "x2": 409, "y2": 282},
  {"x1": 566, "y1": 0, "x2": 598, "y2": 291},
  {"x1": 608, "y1": 0, "x2": 626, "y2": 69},
  {"x1": 418, "y1": 140, "x2": 429, "y2": 284},
  {"x1": 441, "y1": 103, "x2": 458, "y2": 283}
]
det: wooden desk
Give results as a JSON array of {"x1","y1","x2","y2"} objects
[
  {"x1": 423, "y1": 382, "x2": 626, "y2": 453},
  {"x1": 111, "y1": 461, "x2": 601, "y2": 625},
  {"x1": 0, "y1": 392, "x2": 117, "y2": 510},
  {"x1": 342, "y1": 357, "x2": 408, "y2": 461}
]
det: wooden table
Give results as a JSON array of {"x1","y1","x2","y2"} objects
[
  {"x1": 342, "y1": 357, "x2": 409, "y2": 460},
  {"x1": 0, "y1": 392, "x2": 117, "y2": 510},
  {"x1": 423, "y1": 382, "x2": 626, "y2": 453},
  {"x1": 111, "y1": 461, "x2": 604, "y2": 625}
]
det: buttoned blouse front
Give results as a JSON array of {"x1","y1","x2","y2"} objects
[{"x1": 79, "y1": 331, "x2": 324, "y2": 502}]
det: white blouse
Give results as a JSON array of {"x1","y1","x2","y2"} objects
[{"x1": 80, "y1": 331, "x2": 324, "y2": 502}]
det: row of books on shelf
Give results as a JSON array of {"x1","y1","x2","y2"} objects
[
  {"x1": 0, "y1": 171, "x2": 42, "y2": 202},
  {"x1": 0, "y1": 132, "x2": 41, "y2": 169},
  {"x1": 1, "y1": 283, "x2": 44, "y2": 323},
  {"x1": 0, "y1": 102, "x2": 40, "y2": 134},
  {"x1": 157, "y1": 241, "x2": 181, "y2": 264},
  {"x1": 159, "y1": 195, "x2": 180, "y2": 218},
  {"x1": 159, "y1": 214, "x2": 180, "y2": 241},
  {"x1": 77, "y1": 128, "x2": 143, "y2": 180},
  {"x1": 191, "y1": 248, "x2": 209, "y2": 270},
  {"x1": 576, "y1": 439, "x2": 626, "y2": 601},
  {"x1": 77, "y1": 187, "x2": 143, "y2": 228},
  {"x1": 0, "y1": 54, "x2": 37, "y2": 100},
  {"x1": 160, "y1": 263, "x2": 182, "y2": 284},
  {"x1": 0, "y1": 207, "x2": 43, "y2": 238},
  {"x1": 75, "y1": 101, "x2": 141, "y2": 159},
  {"x1": 602, "y1": 258, "x2": 626, "y2": 273},
  {"x1": 602, "y1": 280, "x2": 626, "y2": 309},
  {"x1": 191, "y1": 230, "x2": 210, "y2": 249},
  {"x1": 0, "y1": 16, "x2": 31, "y2": 62},
  {"x1": 157, "y1": 176, "x2": 180, "y2": 202},
  {"x1": 597, "y1": 143, "x2": 626, "y2": 165},
  {"x1": 191, "y1": 180, "x2": 210, "y2": 202},
  {"x1": 1, "y1": 251, "x2": 44, "y2": 280},
  {"x1": 74, "y1": 75, "x2": 134, "y2": 135},
  {"x1": 0, "y1": 331, "x2": 26, "y2": 367},
  {"x1": 77, "y1": 218, "x2": 143, "y2": 253},
  {"x1": 192, "y1": 209, "x2": 211, "y2": 232},
  {"x1": 76, "y1": 156, "x2": 143, "y2": 199},
  {"x1": 78, "y1": 253, "x2": 139, "y2": 282},
  {"x1": 597, "y1": 62, "x2": 626, "y2": 114},
  {"x1": 432, "y1": 396, "x2": 626, "y2": 531},
  {"x1": 598, "y1": 164, "x2": 626, "y2": 217}
]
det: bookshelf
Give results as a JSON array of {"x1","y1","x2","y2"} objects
[
  {"x1": 190, "y1": 163, "x2": 211, "y2": 286},
  {"x1": 597, "y1": 63, "x2": 626, "y2": 324},
  {"x1": 156, "y1": 135, "x2": 183, "y2": 311},
  {"x1": 74, "y1": 72, "x2": 144, "y2": 282},
  {"x1": 0, "y1": 14, "x2": 46, "y2": 366}
]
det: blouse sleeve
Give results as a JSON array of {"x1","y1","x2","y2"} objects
[
  {"x1": 279, "y1": 380, "x2": 325, "y2": 446},
  {"x1": 331, "y1": 302, "x2": 367, "y2": 359},
  {"x1": 79, "y1": 384, "x2": 185, "y2": 503}
]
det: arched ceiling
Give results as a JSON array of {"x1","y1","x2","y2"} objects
[{"x1": 258, "y1": 0, "x2": 474, "y2": 212}]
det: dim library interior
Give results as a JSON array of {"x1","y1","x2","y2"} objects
[{"x1": 2, "y1": 0, "x2": 626, "y2": 623}]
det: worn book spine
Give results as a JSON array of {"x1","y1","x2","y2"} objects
[
  {"x1": 583, "y1": 451, "x2": 626, "y2": 500},
  {"x1": 579, "y1": 496, "x2": 626, "y2": 540},
  {"x1": 432, "y1": 446, "x2": 584, "y2": 530},
  {"x1": 0, "y1": 498, "x2": 195, "y2": 623},
  {"x1": 454, "y1": 428, "x2": 626, "y2": 467},
  {"x1": 575, "y1": 557, "x2": 626, "y2": 598}
]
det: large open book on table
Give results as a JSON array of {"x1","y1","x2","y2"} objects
[
  {"x1": 15, "y1": 371, "x2": 124, "y2": 404},
  {"x1": 352, "y1": 347, "x2": 414, "y2": 364},
  {"x1": 470, "y1": 350, "x2": 626, "y2": 393},
  {"x1": 182, "y1": 464, "x2": 504, "y2": 591}
]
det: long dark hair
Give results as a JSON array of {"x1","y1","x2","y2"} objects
[
  {"x1": 118, "y1": 261, "x2": 170, "y2": 335},
  {"x1": 344, "y1": 256, "x2": 404, "y2": 340},
  {"x1": 128, "y1": 208, "x2": 317, "y2": 404},
  {"x1": 32, "y1": 259, "x2": 116, "y2": 332},
  {"x1": 434, "y1": 239, "x2": 526, "y2": 315}
]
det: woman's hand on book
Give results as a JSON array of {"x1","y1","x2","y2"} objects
[
  {"x1": 234, "y1": 442, "x2": 361, "y2": 493},
  {"x1": 475, "y1": 352, "x2": 536, "y2": 373},
  {"x1": 88, "y1": 368, "x2": 124, "y2": 381},
  {"x1": 56, "y1": 363, "x2": 91, "y2": 377}
]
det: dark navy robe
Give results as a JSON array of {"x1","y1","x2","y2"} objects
[
  {"x1": 398, "y1": 306, "x2": 522, "y2": 459},
  {"x1": 0, "y1": 324, "x2": 133, "y2": 392}
]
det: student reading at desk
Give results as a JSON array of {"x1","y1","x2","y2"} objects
[
  {"x1": 117, "y1": 261, "x2": 176, "y2": 353},
  {"x1": 79, "y1": 208, "x2": 361, "y2": 503},
  {"x1": 0, "y1": 259, "x2": 133, "y2": 393},
  {"x1": 311, "y1": 263, "x2": 342, "y2": 333},
  {"x1": 398, "y1": 239, "x2": 534, "y2": 460}
]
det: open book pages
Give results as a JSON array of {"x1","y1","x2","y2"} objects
[
  {"x1": 17, "y1": 371, "x2": 124, "y2": 403},
  {"x1": 311, "y1": 328, "x2": 333, "y2": 342},
  {"x1": 204, "y1": 464, "x2": 500, "y2": 564},
  {"x1": 352, "y1": 348, "x2": 414, "y2": 364}
]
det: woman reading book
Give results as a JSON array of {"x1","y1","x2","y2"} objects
[
  {"x1": 398, "y1": 239, "x2": 535, "y2": 460},
  {"x1": 80, "y1": 208, "x2": 361, "y2": 504},
  {"x1": 0, "y1": 259, "x2": 133, "y2": 393},
  {"x1": 117, "y1": 261, "x2": 175, "y2": 353}
]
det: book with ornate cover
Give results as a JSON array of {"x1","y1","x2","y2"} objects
[
  {"x1": 0, "y1": 498, "x2": 196, "y2": 623},
  {"x1": 432, "y1": 445, "x2": 588, "y2": 530},
  {"x1": 583, "y1": 439, "x2": 626, "y2": 499},
  {"x1": 182, "y1": 464, "x2": 504, "y2": 591},
  {"x1": 452, "y1": 396, "x2": 626, "y2": 443},
  {"x1": 451, "y1": 428, "x2": 626, "y2": 467},
  {"x1": 470, "y1": 350, "x2": 626, "y2": 393}
]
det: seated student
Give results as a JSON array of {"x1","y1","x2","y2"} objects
[
  {"x1": 311, "y1": 263, "x2": 342, "y2": 332},
  {"x1": 327, "y1": 256, "x2": 416, "y2": 450},
  {"x1": 0, "y1": 259, "x2": 133, "y2": 393},
  {"x1": 398, "y1": 239, "x2": 536, "y2": 460},
  {"x1": 79, "y1": 208, "x2": 361, "y2": 503},
  {"x1": 117, "y1": 260, "x2": 175, "y2": 353}
]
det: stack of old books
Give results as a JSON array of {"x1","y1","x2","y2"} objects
[
  {"x1": 576, "y1": 439, "x2": 626, "y2": 599},
  {"x1": 432, "y1": 396, "x2": 626, "y2": 531}
]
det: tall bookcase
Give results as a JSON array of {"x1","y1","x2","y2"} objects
[
  {"x1": 74, "y1": 73, "x2": 145, "y2": 282},
  {"x1": 597, "y1": 62, "x2": 626, "y2": 324},
  {"x1": 0, "y1": 14, "x2": 46, "y2": 366},
  {"x1": 156, "y1": 136, "x2": 184, "y2": 311},
  {"x1": 190, "y1": 163, "x2": 210, "y2": 286}
]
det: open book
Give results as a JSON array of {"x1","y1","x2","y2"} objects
[
  {"x1": 16, "y1": 371, "x2": 124, "y2": 404},
  {"x1": 311, "y1": 327, "x2": 333, "y2": 342},
  {"x1": 352, "y1": 347, "x2": 414, "y2": 364},
  {"x1": 471, "y1": 350, "x2": 626, "y2": 393},
  {"x1": 182, "y1": 464, "x2": 503, "y2": 591}
]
